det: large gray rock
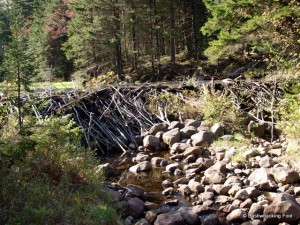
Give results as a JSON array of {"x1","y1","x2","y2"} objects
[
  {"x1": 149, "y1": 123, "x2": 168, "y2": 135},
  {"x1": 168, "y1": 121, "x2": 184, "y2": 130},
  {"x1": 188, "y1": 179, "x2": 205, "y2": 193},
  {"x1": 259, "y1": 155, "x2": 275, "y2": 168},
  {"x1": 263, "y1": 193, "x2": 300, "y2": 224},
  {"x1": 177, "y1": 207, "x2": 200, "y2": 225},
  {"x1": 166, "y1": 163, "x2": 181, "y2": 173},
  {"x1": 248, "y1": 121, "x2": 267, "y2": 138},
  {"x1": 226, "y1": 209, "x2": 247, "y2": 223},
  {"x1": 163, "y1": 128, "x2": 181, "y2": 146},
  {"x1": 191, "y1": 131, "x2": 214, "y2": 146},
  {"x1": 182, "y1": 146, "x2": 204, "y2": 157},
  {"x1": 234, "y1": 187, "x2": 260, "y2": 200},
  {"x1": 127, "y1": 197, "x2": 145, "y2": 219},
  {"x1": 129, "y1": 161, "x2": 152, "y2": 173},
  {"x1": 204, "y1": 169, "x2": 226, "y2": 184},
  {"x1": 143, "y1": 135, "x2": 160, "y2": 149},
  {"x1": 180, "y1": 126, "x2": 198, "y2": 139},
  {"x1": 171, "y1": 143, "x2": 191, "y2": 154},
  {"x1": 272, "y1": 167, "x2": 299, "y2": 185},
  {"x1": 248, "y1": 203, "x2": 264, "y2": 220},
  {"x1": 154, "y1": 212, "x2": 187, "y2": 225},
  {"x1": 95, "y1": 163, "x2": 116, "y2": 177},
  {"x1": 151, "y1": 157, "x2": 165, "y2": 166},
  {"x1": 248, "y1": 168, "x2": 277, "y2": 191},
  {"x1": 185, "y1": 119, "x2": 201, "y2": 128},
  {"x1": 127, "y1": 184, "x2": 145, "y2": 198},
  {"x1": 135, "y1": 219, "x2": 151, "y2": 225},
  {"x1": 210, "y1": 123, "x2": 224, "y2": 137},
  {"x1": 133, "y1": 153, "x2": 150, "y2": 163}
]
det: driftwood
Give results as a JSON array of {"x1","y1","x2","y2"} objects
[{"x1": 0, "y1": 80, "x2": 288, "y2": 153}]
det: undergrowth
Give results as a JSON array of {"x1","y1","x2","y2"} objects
[{"x1": 0, "y1": 115, "x2": 121, "y2": 225}]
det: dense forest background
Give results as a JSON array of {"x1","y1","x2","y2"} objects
[{"x1": 0, "y1": 0, "x2": 299, "y2": 83}]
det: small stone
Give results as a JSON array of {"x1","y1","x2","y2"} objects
[
  {"x1": 174, "y1": 177, "x2": 190, "y2": 185},
  {"x1": 178, "y1": 184, "x2": 192, "y2": 196},
  {"x1": 188, "y1": 179, "x2": 205, "y2": 193},
  {"x1": 182, "y1": 146, "x2": 204, "y2": 157},
  {"x1": 129, "y1": 161, "x2": 152, "y2": 173},
  {"x1": 162, "y1": 128, "x2": 181, "y2": 146},
  {"x1": 162, "y1": 179, "x2": 174, "y2": 188},
  {"x1": 144, "y1": 201, "x2": 159, "y2": 210},
  {"x1": 127, "y1": 184, "x2": 145, "y2": 198},
  {"x1": 168, "y1": 121, "x2": 184, "y2": 130},
  {"x1": 165, "y1": 199, "x2": 179, "y2": 206},
  {"x1": 154, "y1": 212, "x2": 186, "y2": 225},
  {"x1": 220, "y1": 135, "x2": 234, "y2": 141},
  {"x1": 149, "y1": 123, "x2": 168, "y2": 135},
  {"x1": 166, "y1": 162, "x2": 181, "y2": 173},
  {"x1": 135, "y1": 219, "x2": 151, "y2": 225},
  {"x1": 171, "y1": 143, "x2": 191, "y2": 154},
  {"x1": 143, "y1": 135, "x2": 160, "y2": 149},
  {"x1": 180, "y1": 126, "x2": 198, "y2": 139},
  {"x1": 240, "y1": 198, "x2": 253, "y2": 208},
  {"x1": 151, "y1": 157, "x2": 165, "y2": 166},
  {"x1": 269, "y1": 148, "x2": 283, "y2": 156},
  {"x1": 248, "y1": 203, "x2": 264, "y2": 220},
  {"x1": 210, "y1": 123, "x2": 224, "y2": 137},
  {"x1": 95, "y1": 163, "x2": 116, "y2": 177},
  {"x1": 259, "y1": 155, "x2": 275, "y2": 168},
  {"x1": 272, "y1": 167, "x2": 299, "y2": 185},
  {"x1": 226, "y1": 209, "x2": 247, "y2": 223},
  {"x1": 162, "y1": 187, "x2": 174, "y2": 196},
  {"x1": 191, "y1": 131, "x2": 214, "y2": 146}
]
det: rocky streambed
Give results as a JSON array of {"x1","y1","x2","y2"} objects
[{"x1": 97, "y1": 120, "x2": 300, "y2": 225}]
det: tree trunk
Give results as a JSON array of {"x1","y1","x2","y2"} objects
[
  {"x1": 113, "y1": 3, "x2": 123, "y2": 80},
  {"x1": 131, "y1": 1, "x2": 138, "y2": 71},
  {"x1": 170, "y1": 0, "x2": 176, "y2": 76}
]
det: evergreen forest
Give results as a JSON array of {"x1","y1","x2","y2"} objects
[{"x1": 1, "y1": 1, "x2": 300, "y2": 225}]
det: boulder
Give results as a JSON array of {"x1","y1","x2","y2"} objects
[
  {"x1": 234, "y1": 187, "x2": 260, "y2": 201},
  {"x1": 226, "y1": 209, "x2": 247, "y2": 223},
  {"x1": 204, "y1": 168, "x2": 226, "y2": 184},
  {"x1": 180, "y1": 126, "x2": 198, "y2": 139},
  {"x1": 168, "y1": 121, "x2": 184, "y2": 130},
  {"x1": 178, "y1": 185, "x2": 192, "y2": 196},
  {"x1": 248, "y1": 203, "x2": 264, "y2": 220},
  {"x1": 174, "y1": 177, "x2": 190, "y2": 185},
  {"x1": 259, "y1": 156, "x2": 275, "y2": 168},
  {"x1": 166, "y1": 163, "x2": 181, "y2": 173},
  {"x1": 162, "y1": 187, "x2": 174, "y2": 196},
  {"x1": 248, "y1": 168, "x2": 277, "y2": 191},
  {"x1": 243, "y1": 149, "x2": 259, "y2": 159},
  {"x1": 133, "y1": 153, "x2": 150, "y2": 163},
  {"x1": 272, "y1": 167, "x2": 299, "y2": 185},
  {"x1": 151, "y1": 157, "x2": 165, "y2": 166},
  {"x1": 143, "y1": 135, "x2": 160, "y2": 149},
  {"x1": 185, "y1": 119, "x2": 201, "y2": 128},
  {"x1": 263, "y1": 193, "x2": 300, "y2": 224},
  {"x1": 135, "y1": 219, "x2": 151, "y2": 225},
  {"x1": 177, "y1": 207, "x2": 200, "y2": 225},
  {"x1": 182, "y1": 146, "x2": 204, "y2": 158},
  {"x1": 188, "y1": 179, "x2": 205, "y2": 193},
  {"x1": 210, "y1": 123, "x2": 224, "y2": 137},
  {"x1": 95, "y1": 163, "x2": 116, "y2": 177},
  {"x1": 149, "y1": 123, "x2": 168, "y2": 135},
  {"x1": 154, "y1": 212, "x2": 187, "y2": 225},
  {"x1": 127, "y1": 184, "x2": 145, "y2": 198},
  {"x1": 171, "y1": 143, "x2": 191, "y2": 154},
  {"x1": 191, "y1": 131, "x2": 214, "y2": 146},
  {"x1": 163, "y1": 128, "x2": 181, "y2": 146},
  {"x1": 212, "y1": 184, "x2": 232, "y2": 195},
  {"x1": 127, "y1": 197, "x2": 145, "y2": 219},
  {"x1": 129, "y1": 161, "x2": 152, "y2": 173}
]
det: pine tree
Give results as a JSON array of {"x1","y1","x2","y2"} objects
[
  {"x1": 202, "y1": 0, "x2": 300, "y2": 66},
  {"x1": 2, "y1": 1, "x2": 34, "y2": 128}
]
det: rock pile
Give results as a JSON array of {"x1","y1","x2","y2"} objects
[{"x1": 100, "y1": 120, "x2": 300, "y2": 225}]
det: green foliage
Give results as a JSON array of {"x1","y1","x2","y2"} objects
[
  {"x1": 147, "y1": 90, "x2": 202, "y2": 120},
  {"x1": 202, "y1": 0, "x2": 300, "y2": 67},
  {"x1": 200, "y1": 88, "x2": 245, "y2": 127},
  {"x1": 0, "y1": 115, "x2": 122, "y2": 225},
  {"x1": 277, "y1": 90, "x2": 300, "y2": 139}
]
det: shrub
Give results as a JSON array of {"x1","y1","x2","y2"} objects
[
  {"x1": 200, "y1": 88, "x2": 246, "y2": 128},
  {"x1": 147, "y1": 90, "x2": 202, "y2": 121},
  {"x1": 277, "y1": 88, "x2": 300, "y2": 139},
  {"x1": 0, "y1": 115, "x2": 122, "y2": 225}
]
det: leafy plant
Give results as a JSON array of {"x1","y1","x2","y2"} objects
[
  {"x1": 0, "y1": 115, "x2": 122, "y2": 225},
  {"x1": 200, "y1": 88, "x2": 245, "y2": 128}
]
